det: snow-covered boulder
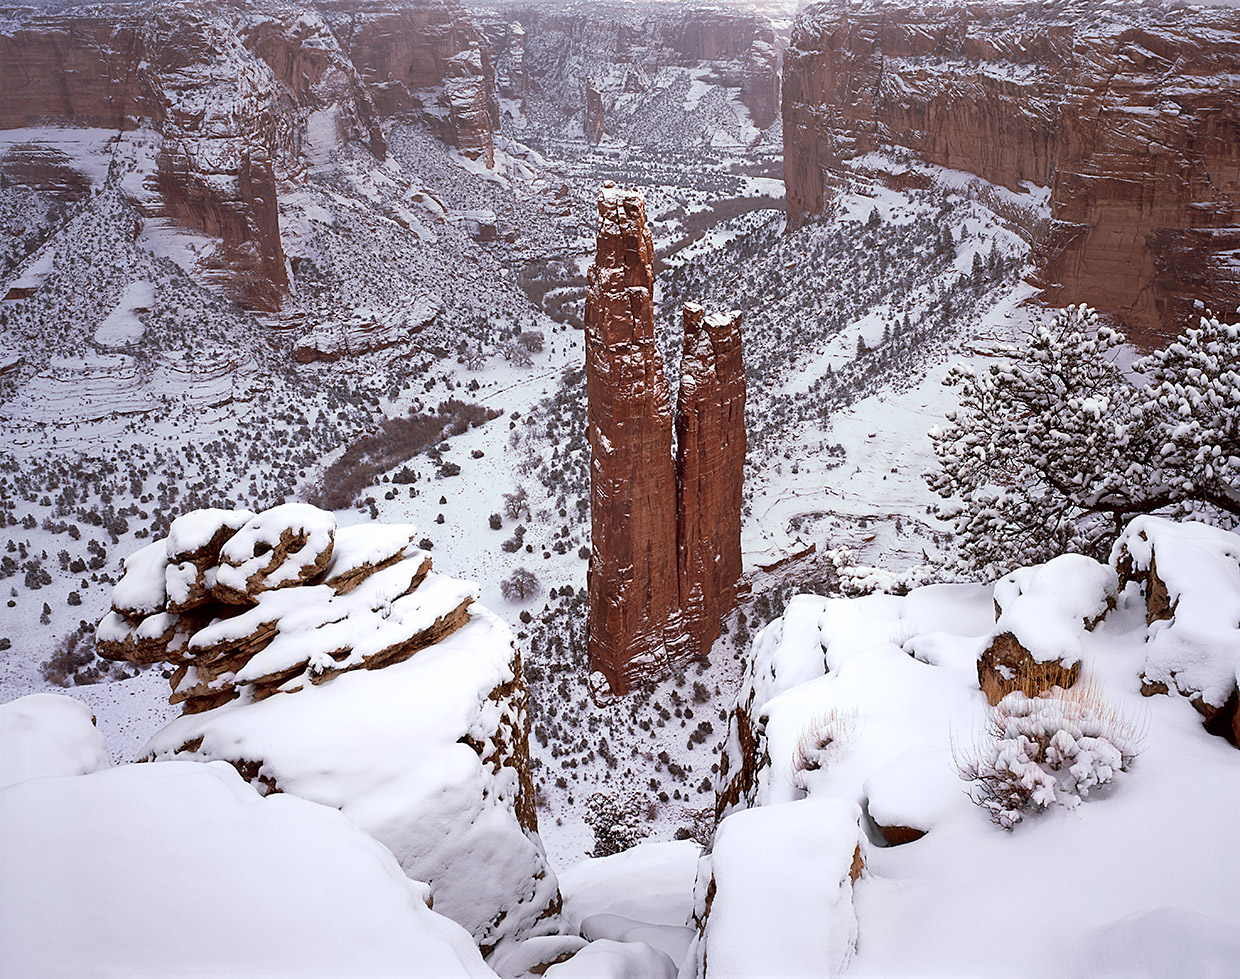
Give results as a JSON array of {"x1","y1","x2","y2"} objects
[
  {"x1": 144, "y1": 605, "x2": 561, "y2": 952},
  {"x1": 718, "y1": 585, "x2": 990, "y2": 816},
  {"x1": 98, "y1": 505, "x2": 563, "y2": 953},
  {"x1": 1113, "y1": 516, "x2": 1240, "y2": 740},
  {"x1": 0, "y1": 760, "x2": 496, "y2": 979},
  {"x1": 542, "y1": 939, "x2": 675, "y2": 979},
  {"x1": 694, "y1": 798, "x2": 865, "y2": 978},
  {"x1": 96, "y1": 504, "x2": 463, "y2": 713},
  {"x1": 979, "y1": 554, "x2": 1118, "y2": 704},
  {"x1": 710, "y1": 535, "x2": 1240, "y2": 976},
  {"x1": 0, "y1": 694, "x2": 110, "y2": 788},
  {"x1": 557, "y1": 840, "x2": 700, "y2": 968}
]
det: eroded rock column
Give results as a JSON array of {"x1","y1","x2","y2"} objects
[
  {"x1": 585, "y1": 183, "x2": 680, "y2": 694},
  {"x1": 676, "y1": 303, "x2": 746, "y2": 658}
]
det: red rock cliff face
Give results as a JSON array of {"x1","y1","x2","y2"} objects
[
  {"x1": 585, "y1": 184, "x2": 682, "y2": 694},
  {"x1": 483, "y1": 4, "x2": 781, "y2": 139},
  {"x1": 676, "y1": 304, "x2": 745, "y2": 660},
  {"x1": 324, "y1": 0, "x2": 497, "y2": 166},
  {"x1": 0, "y1": 0, "x2": 499, "y2": 310},
  {"x1": 0, "y1": 18, "x2": 154, "y2": 129},
  {"x1": 586, "y1": 185, "x2": 745, "y2": 694},
  {"x1": 783, "y1": 2, "x2": 1240, "y2": 345},
  {"x1": 146, "y1": 11, "x2": 291, "y2": 312}
]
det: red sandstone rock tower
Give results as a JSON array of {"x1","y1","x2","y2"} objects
[
  {"x1": 585, "y1": 184, "x2": 745, "y2": 694},
  {"x1": 585, "y1": 183, "x2": 682, "y2": 694},
  {"x1": 676, "y1": 303, "x2": 746, "y2": 659}
]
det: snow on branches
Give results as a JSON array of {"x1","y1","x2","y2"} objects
[{"x1": 928, "y1": 306, "x2": 1240, "y2": 575}]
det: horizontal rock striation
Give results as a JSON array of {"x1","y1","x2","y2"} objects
[
  {"x1": 585, "y1": 185, "x2": 745, "y2": 694},
  {"x1": 96, "y1": 503, "x2": 474, "y2": 713},
  {"x1": 783, "y1": 1, "x2": 1240, "y2": 345}
]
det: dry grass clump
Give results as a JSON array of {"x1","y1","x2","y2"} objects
[
  {"x1": 955, "y1": 676, "x2": 1147, "y2": 829},
  {"x1": 790, "y1": 708, "x2": 859, "y2": 790}
]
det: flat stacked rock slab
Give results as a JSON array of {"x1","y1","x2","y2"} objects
[{"x1": 97, "y1": 503, "x2": 465, "y2": 713}]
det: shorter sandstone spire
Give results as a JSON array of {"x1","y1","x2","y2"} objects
[{"x1": 676, "y1": 304, "x2": 746, "y2": 658}]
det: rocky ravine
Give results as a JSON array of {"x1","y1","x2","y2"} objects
[
  {"x1": 480, "y1": 1, "x2": 781, "y2": 146},
  {"x1": 783, "y1": 0, "x2": 1240, "y2": 346},
  {"x1": 0, "y1": 0, "x2": 495, "y2": 312}
]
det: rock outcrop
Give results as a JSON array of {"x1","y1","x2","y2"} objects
[
  {"x1": 676, "y1": 304, "x2": 745, "y2": 664},
  {"x1": 783, "y1": 1, "x2": 1240, "y2": 345},
  {"x1": 101, "y1": 503, "x2": 563, "y2": 953},
  {"x1": 1113, "y1": 516, "x2": 1240, "y2": 745},
  {"x1": 585, "y1": 185, "x2": 745, "y2": 694},
  {"x1": 584, "y1": 79, "x2": 605, "y2": 145},
  {"x1": 324, "y1": 0, "x2": 498, "y2": 166},
  {"x1": 96, "y1": 503, "x2": 477, "y2": 714},
  {"x1": 0, "y1": 0, "x2": 499, "y2": 310}
]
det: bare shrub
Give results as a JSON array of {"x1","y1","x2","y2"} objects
[
  {"x1": 503, "y1": 486, "x2": 530, "y2": 520},
  {"x1": 40, "y1": 625, "x2": 99, "y2": 687},
  {"x1": 515, "y1": 330, "x2": 545, "y2": 353},
  {"x1": 954, "y1": 678, "x2": 1146, "y2": 829},
  {"x1": 501, "y1": 567, "x2": 540, "y2": 602}
]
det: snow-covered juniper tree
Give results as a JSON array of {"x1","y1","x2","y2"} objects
[{"x1": 928, "y1": 306, "x2": 1240, "y2": 575}]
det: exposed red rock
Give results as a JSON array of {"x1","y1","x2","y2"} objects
[
  {"x1": 585, "y1": 183, "x2": 681, "y2": 695},
  {"x1": 0, "y1": 0, "x2": 499, "y2": 309},
  {"x1": 325, "y1": 0, "x2": 497, "y2": 167},
  {"x1": 585, "y1": 80, "x2": 605, "y2": 145},
  {"x1": 740, "y1": 23, "x2": 780, "y2": 131},
  {"x1": 676, "y1": 303, "x2": 745, "y2": 660},
  {"x1": 783, "y1": 2, "x2": 1240, "y2": 346},
  {"x1": 976, "y1": 632, "x2": 1081, "y2": 706},
  {"x1": 585, "y1": 186, "x2": 746, "y2": 693}
]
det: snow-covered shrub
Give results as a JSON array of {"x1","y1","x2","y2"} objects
[
  {"x1": 955, "y1": 682, "x2": 1145, "y2": 829},
  {"x1": 585, "y1": 789, "x2": 648, "y2": 857},
  {"x1": 826, "y1": 547, "x2": 948, "y2": 596}
]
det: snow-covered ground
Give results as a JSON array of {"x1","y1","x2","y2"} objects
[{"x1": 6, "y1": 12, "x2": 1236, "y2": 975}]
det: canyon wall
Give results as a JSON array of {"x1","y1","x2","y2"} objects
[
  {"x1": 0, "y1": 0, "x2": 498, "y2": 310},
  {"x1": 783, "y1": 1, "x2": 1240, "y2": 345},
  {"x1": 585, "y1": 185, "x2": 745, "y2": 694},
  {"x1": 321, "y1": 0, "x2": 498, "y2": 166},
  {"x1": 481, "y1": 3, "x2": 782, "y2": 144}
]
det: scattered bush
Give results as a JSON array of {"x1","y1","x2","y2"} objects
[
  {"x1": 501, "y1": 567, "x2": 540, "y2": 602},
  {"x1": 39, "y1": 627, "x2": 97, "y2": 687}
]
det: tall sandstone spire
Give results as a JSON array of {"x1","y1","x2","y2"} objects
[
  {"x1": 585, "y1": 183, "x2": 745, "y2": 694},
  {"x1": 585, "y1": 183, "x2": 681, "y2": 694}
]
